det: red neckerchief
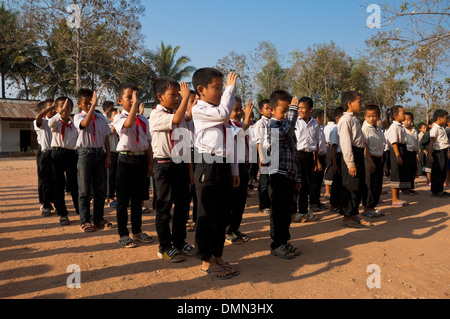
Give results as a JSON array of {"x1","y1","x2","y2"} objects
[
  {"x1": 60, "y1": 120, "x2": 72, "y2": 140},
  {"x1": 135, "y1": 115, "x2": 147, "y2": 144}
]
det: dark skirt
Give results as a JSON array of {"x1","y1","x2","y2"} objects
[{"x1": 389, "y1": 143, "x2": 410, "y2": 189}]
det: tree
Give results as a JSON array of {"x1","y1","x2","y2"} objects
[{"x1": 0, "y1": 2, "x2": 19, "y2": 98}]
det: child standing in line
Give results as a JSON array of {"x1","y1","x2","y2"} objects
[
  {"x1": 329, "y1": 107, "x2": 344, "y2": 214},
  {"x1": 361, "y1": 103, "x2": 385, "y2": 218},
  {"x1": 323, "y1": 109, "x2": 337, "y2": 199},
  {"x1": 428, "y1": 109, "x2": 450, "y2": 198},
  {"x1": 417, "y1": 123, "x2": 428, "y2": 178},
  {"x1": 385, "y1": 105, "x2": 409, "y2": 207},
  {"x1": 107, "y1": 107, "x2": 120, "y2": 208},
  {"x1": 48, "y1": 97, "x2": 79, "y2": 225},
  {"x1": 445, "y1": 118, "x2": 450, "y2": 188},
  {"x1": 74, "y1": 88, "x2": 113, "y2": 232},
  {"x1": 402, "y1": 112, "x2": 419, "y2": 196},
  {"x1": 338, "y1": 91, "x2": 373, "y2": 228},
  {"x1": 254, "y1": 99, "x2": 272, "y2": 215},
  {"x1": 267, "y1": 91, "x2": 302, "y2": 258}
]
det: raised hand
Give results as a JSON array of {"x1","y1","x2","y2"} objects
[
  {"x1": 132, "y1": 90, "x2": 139, "y2": 109},
  {"x1": 179, "y1": 81, "x2": 190, "y2": 100},
  {"x1": 291, "y1": 96, "x2": 299, "y2": 106},
  {"x1": 90, "y1": 91, "x2": 98, "y2": 110},
  {"x1": 226, "y1": 72, "x2": 238, "y2": 87}
]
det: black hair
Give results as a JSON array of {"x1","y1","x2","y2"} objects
[
  {"x1": 192, "y1": 67, "x2": 224, "y2": 95},
  {"x1": 189, "y1": 90, "x2": 196, "y2": 95},
  {"x1": 54, "y1": 96, "x2": 74, "y2": 109},
  {"x1": 117, "y1": 82, "x2": 138, "y2": 99},
  {"x1": 365, "y1": 103, "x2": 381, "y2": 116},
  {"x1": 36, "y1": 99, "x2": 54, "y2": 112},
  {"x1": 258, "y1": 99, "x2": 270, "y2": 110},
  {"x1": 326, "y1": 108, "x2": 335, "y2": 121},
  {"x1": 298, "y1": 96, "x2": 313, "y2": 109},
  {"x1": 235, "y1": 96, "x2": 242, "y2": 103},
  {"x1": 102, "y1": 100, "x2": 114, "y2": 112},
  {"x1": 404, "y1": 111, "x2": 414, "y2": 122},
  {"x1": 390, "y1": 105, "x2": 404, "y2": 121},
  {"x1": 432, "y1": 109, "x2": 449, "y2": 122},
  {"x1": 107, "y1": 107, "x2": 118, "y2": 118},
  {"x1": 269, "y1": 90, "x2": 292, "y2": 109},
  {"x1": 340, "y1": 91, "x2": 361, "y2": 111},
  {"x1": 311, "y1": 108, "x2": 324, "y2": 120},
  {"x1": 153, "y1": 77, "x2": 179, "y2": 97},
  {"x1": 334, "y1": 106, "x2": 344, "y2": 121},
  {"x1": 77, "y1": 88, "x2": 93, "y2": 102}
]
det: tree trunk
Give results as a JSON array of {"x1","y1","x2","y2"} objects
[
  {"x1": 76, "y1": 28, "x2": 82, "y2": 94},
  {"x1": 1, "y1": 72, "x2": 5, "y2": 99}
]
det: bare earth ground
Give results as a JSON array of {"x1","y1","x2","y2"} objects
[{"x1": 0, "y1": 157, "x2": 449, "y2": 300}]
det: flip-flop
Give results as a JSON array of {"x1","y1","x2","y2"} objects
[
  {"x1": 200, "y1": 267, "x2": 232, "y2": 280},
  {"x1": 215, "y1": 261, "x2": 240, "y2": 276},
  {"x1": 341, "y1": 221, "x2": 365, "y2": 228}
]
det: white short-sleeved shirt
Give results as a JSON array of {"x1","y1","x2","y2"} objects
[
  {"x1": 362, "y1": 121, "x2": 385, "y2": 157},
  {"x1": 318, "y1": 125, "x2": 327, "y2": 155},
  {"x1": 48, "y1": 113, "x2": 77, "y2": 150},
  {"x1": 33, "y1": 118, "x2": 53, "y2": 152},
  {"x1": 329, "y1": 125, "x2": 341, "y2": 153},
  {"x1": 114, "y1": 110, "x2": 151, "y2": 153},
  {"x1": 324, "y1": 121, "x2": 336, "y2": 144},
  {"x1": 404, "y1": 127, "x2": 419, "y2": 152},
  {"x1": 430, "y1": 124, "x2": 450, "y2": 150},
  {"x1": 386, "y1": 121, "x2": 407, "y2": 145},
  {"x1": 74, "y1": 111, "x2": 110, "y2": 149},
  {"x1": 295, "y1": 117, "x2": 320, "y2": 152}
]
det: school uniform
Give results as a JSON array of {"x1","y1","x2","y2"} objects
[
  {"x1": 338, "y1": 112, "x2": 366, "y2": 217},
  {"x1": 107, "y1": 123, "x2": 120, "y2": 201},
  {"x1": 309, "y1": 124, "x2": 327, "y2": 208},
  {"x1": 386, "y1": 121, "x2": 409, "y2": 189},
  {"x1": 362, "y1": 121, "x2": 385, "y2": 209},
  {"x1": 420, "y1": 129, "x2": 432, "y2": 174},
  {"x1": 329, "y1": 125, "x2": 342, "y2": 211},
  {"x1": 150, "y1": 105, "x2": 191, "y2": 253},
  {"x1": 294, "y1": 117, "x2": 321, "y2": 215},
  {"x1": 324, "y1": 121, "x2": 337, "y2": 187},
  {"x1": 74, "y1": 110, "x2": 110, "y2": 225},
  {"x1": 191, "y1": 84, "x2": 237, "y2": 261},
  {"x1": 404, "y1": 127, "x2": 419, "y2": 189},
  {"x1": 48, "y1": 113, "x2": 79, "y2": 217},
  {"x1": 33, "y1": 117, "x2": 55, "y2": 210},
  {"x1": 429, "y1": 123, "x2": 450, "y2": 194},
  {"x1": 253, "y1": 115, "x2": 271, "y2": 211},
  {"x1": 383, "y1": 130, "x2": 391, "y2": 177},
  {"x1": 185, "y1": 117, "x2": 198, "y2": 224}
]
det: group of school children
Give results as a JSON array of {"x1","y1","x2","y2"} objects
[{"x1": 34, "y1": 67, "x2": 450, "y2": 280}]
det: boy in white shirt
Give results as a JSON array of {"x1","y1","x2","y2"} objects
[
  {"x1": 323, "y1": 109, "x2": 337, "y2": 199},
  {"x1": 402, "y1": 112, "x2": 419, "y2": 195}
]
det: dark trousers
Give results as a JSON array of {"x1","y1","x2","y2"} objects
[
  {"x1": 297, "y1": 151, "x2": 314, "y2": 214},
  {"x1": 194, "y1": 159, "x2": 231, "y2": 260},
  {"x1": 269, "y1": 173, "x2": 296, "y2": 250},
  {"x1": 186, "y1": 148, "x2": 198, "y2": 223},
  {"x1": 116, "y1": 154, "x2": 148, "y2": 237},
  {"x1": 363, "y1": 156, "x2": 383, "y2": 209},
  {"x1": 310, "y1": 154, "x2": 326, "y2": 206},
  {"x1": 258, "y1": 172, "x2": 271, "y2": 210},
  {"x1": 154, "y1": 159, "x2": 190, "y2": 252},
  {"x1": 431, "y1": 149, "x2": 447, "y2": 193},
  {"x1": 340, "y1": 147, "x2": 365, "y2": 217},
  {"x1": 227, "y1": 163, "x2": 250, "y2": 234},
  {"x1": 52, "y1": 148, "x2": 79, "y2": 216},
  {"x1": 330, "y1": 154, "x2": 342, "y2": 210},
  {"x1": 107, "y1": 152, "x2": 119, "y2": 200},
  {"x1": 383, "y1": 150, "x2": 391, "y2": 177},
  {"x1": 404, "y1": 151, "x2": 417, "y2": 189},
  {"x1": 36, "y1": 149, "x2": 55, "y2": 209},
  {"x1": 77, "y1": 148, "x2": 106, "y2": 224}
]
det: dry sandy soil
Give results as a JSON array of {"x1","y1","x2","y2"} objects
[{"x1": 0, "y1": 157, "x2": 449, "y2": 302}]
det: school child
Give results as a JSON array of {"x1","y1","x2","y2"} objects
[
  {"x1": 420, "y1": 120, "x2": 434, "y2": 185},
  {"x1": 323, "y1": 109, "x2": 336, "y2": 199},
  {"x1": 293, "y1": 96, "x2": 321, "y2": 223},
  {"x1": 361, "y1": 103, "x2": 385, "y2": 218},
  {"x1": 253, "y1": 99, "x2": 272, "y2": 215},
  {"x1": 265, "y1": 90, "x2": 302, "y2": 259},
  {"x1": 417, "y1": 123, "x2": 428, "y2": 178},
  {"x1": 191, "y1": 68, "x2": 240, "y2": 279},
  {"x1": 34, "y1": 99, "x2": 56, "y2": 216},
  {"x1": 102, "y1": 101, "x2": 114, "y2": 124},
  {"x1": 385, "y1": 105, "x2": 410, "y2": 207},
  {"x1": 309, "y1": 108, "x2": 327, "y2": 213},
  {"x1": 329, "y1": 107, "x2": 344, "y2": 214},
  {"x1": 48, "y1": 97, "x2": 79, "y2": 225},
  {"x1": 74, "y1": 88, "x2": 113, "y2": 232},
  {"x1": 226, "y1": 97, "x2": 253, "y2": 244},
  {"x1": 107, "y1": 107, "x2": 119, "y2": 208},
  {"x1": 402, "y1": 112, "x2": 419, "y2": 195},
  {"x1": 428, "y1": 109, "x2": 450, "y2": 197},
  {"x1": 382, "y1": 109, "x2": 391, "y2": 177},
  {"x1": 338, "y1": 91, "x2": 373, "y2": 227}
]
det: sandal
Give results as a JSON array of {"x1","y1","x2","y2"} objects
[
  {"x1": 118, "y1": 236, "x2": 137, "y2": 248},
  {"x1": 157, "y1": 248, "x2": 184, "y2": 263},
  {"x1": 94, "y1": 220, "x2": 115, "y2": 229},
  {"x1": 179, "y1": 243, "x2": 194, "y2": 256},
  {"x1": 200, "y1": 267, "x2": 232, "y2": 280},
  {"x1": 270, "y1": 245, "x2": 296, "y2": 259},
  {"x1": 59, "y1": 216, "x2": 70, "y2": 225},
  {"x1": 286, "y1": 243, "x2": 302, "y2": 256},
  {"x1": 41, "y1": 208, "x2": 52, "y2": 217},
  {"x1": 234, "y1": 230, "x2": 249, "y2": 242},
  {"x1": 215, "y1": 261, "x2": 240, "y2": 276},
  {"x1": 80, "y1": 222, "x2": 95, "y2": 232},
  {"x1": 293, "y1": 213, "x2": 307, "y2": 223},
  {"x1": 225, "y1": 233, "x2": 246, "y2": 244},
  {"x1": 362, "y1": 210, "x2": 382, "y2": 218},
  {"x1": 132, "y1": 232, "x2": 153, "y2": 243},
  {"x1": 186, "y1": 221, "x2": 196, "y2": 232}
]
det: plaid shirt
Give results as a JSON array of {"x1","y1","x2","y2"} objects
[{"x1": 268, "y1": 105, "x2": 302, "y2": 182}]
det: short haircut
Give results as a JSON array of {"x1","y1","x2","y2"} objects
[
  {"x1": 326, "y1": 108, "x2": 335, "y2": 121},
  {"x1": 117, "y1": 82, "x2": 138, "y2": 98},
  {"x1": 153, "y1": 77, "x2": 179, "y2": 97},
  {"x1": 311, "y1": 108, "x2": 324, "y2": 119},
  {"x1": 432, "y1": 109, "x2": 449, "y2": 122},
  {"x1": 390, "y1": 105, "x2": 404, "y2": 121},
  {"x1": 77, "y1": 88, "x2": 93, "y2": 102},
  {"x1": 102, "y1": 100, "x2": 114, "y2": 112},
  {"x1": 36, "y1": 99, "x2": 54, "y2": 112},
  {"x1": 418, "y1": 122, "x2": 427, "y2": 129},
  {"x1": 189, "y1": 90, "x2": 196, "y2": 95},
  {"x1": 404, "y1": 111, "x2": 414, "y2": 122},
  {"x1": 258, "y1": 99, "x2": 270, "y2": 110},
  {"x1": 340, "y1": 91, "x2": 361, "y2": 111},
  {"x1": 365, "y1": 103, "x2": 380, "y2": 116},
  {"x1": 334, "y1": 107, "x2": 344, "y2": 121},
  {"x1": 107, "y1": 107, "x2": 118, "y2": 118},
  {"x1": 269, "y1": 90, "x2": 292, "y2": 109},
  {"x1": 235, "y1": 96, "x2": 242, "y2": 103},
  {"x1": 192, "y1": 67, "x2": 224, "y2": 95},
  {"x1": 54, "y1": 96, "x2": 73, "y2": 109},
  {"x1": 298, "y1": 96, "x2": 313, "y2": 109}
]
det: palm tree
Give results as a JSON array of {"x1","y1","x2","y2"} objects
[
  {"x1": 0, "y1": 3, "x2": 19, "y2": 99},
  {"x1": 144, "y1": 41, "x2": 195, "y2": 81}
]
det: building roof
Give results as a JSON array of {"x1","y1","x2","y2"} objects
[{"x1": 0, "y1": 99, "x2": 39, "y2": 121}]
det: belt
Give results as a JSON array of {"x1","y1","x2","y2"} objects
[
  {"x1": 154, "y1": 157, "x2": 172, "y2": 163},
  {"x1": 120, "y1": 151, "x2": 145, "y2": 156}
]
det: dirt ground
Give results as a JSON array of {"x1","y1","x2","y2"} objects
[{"x1": 0, "y1": 156, "x2": 449, "y2": 300}]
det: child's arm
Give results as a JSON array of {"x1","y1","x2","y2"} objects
[
  {"x1": 187, "y1": 163, "x2": 194, "y2": 186},
  {"x1": 123, "y1": 90, "x2": 139, "y2": 128},
  {"x1": 185, "y1": 96, "x2": 198, "y2": 122},
  {"x1": 104, "y1": 134, "x2": 111, "y2": 168},
  {"x1": 80, "y1": 92, "x2": 98, "y2": 128},
  {"x1": 242, "y1": 100, "x2": 254, "y2": 131},
  {"x1": 35, "y1": 101, "x2": 55, "y2": 125},
  {"x1": 428, "y1": 137, "x2": 436, "y2": 164},
  {"x1": 364, "y1": 146, "x2": 375, "y2": 173},
  {"x1": 392, "y1": 143, "x2": 403, "y2": 166},
  {"x1": 173, "y1": 81, "x2": 190, "y2": 125},
  {"x1": 146, "y1": 145, "x2": 154, "y2": 177},
  {"x1": 278, "y1": 97, "x2": 299, "y2": 141},
  {"x1": 338, "y1": 116, "x2": 357, "y2": 177},
  {"x1": 332, "y1": 144, "x2": 339, "y2": 174}
]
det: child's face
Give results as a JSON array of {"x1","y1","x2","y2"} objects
[
  {"x1": 348, "y1": 96, "x2": 362, "y2": 114},
  {"x1": 109, "y1": 110, "x2": 118, "y2": 122},
  {"x1": 419, "y1": 125, "x2": 427, "y2": 133},
  {"x1": 188, "y1": 93, "x2": 196, "y2": 107},
  {"x1": 402, "y1": 114, "x2": 413, "y2": 129},
  {"x1": 316, "y1": 113, "x2": 324, "y2": 126},
  {"x1": 117, "y1": 88, "x2": 137, "y2": 112},
  {"x1": 158, "y1": 85, "x2": 181, "y2": 110},
  {"x1": 335, "y1": 115, "x2": 342, "y2": 124},
  {"x1": 45, "y1": 102, "x2": 57, "y2": 118},
  {"x1": 437, "y1": 115, "x2": 448, "y2": 126},
  {"x1": 56, "y1": 100, "x2": 73, "y2": 120},
  {"x1": 231, "y1": 101, "x2": 244, "y2": 121},
  {"x1": 198, "y1": 77, "x2": 223, "y2": 106},
  {"x1": 272, "y1": 100, "x2": 290, "y2": 121},
  {"x1": 365, "y1": 110, "x2": 378, "y2": 127},
  {"x1": 298, "y1": 102, "x2": 312, "y2": 120},
  {"x1": 395, "y1": 107, "x2": 405, "y2": 123},
  {"x1": 78, "y1": 96, "x2": 93, "y2": 113},
  {"x1": 260, "y1": 103, "x2": 272, "y2": 118}
]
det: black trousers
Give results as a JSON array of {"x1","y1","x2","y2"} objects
[
  {"x1": 431, "y1": 149, "x2": 447, "y2": 193},
  {"x1": 36, "y1": 149, "x2": 55, "y2": 209},
  {"x1": 194, "y1": 159, "x2": 231, "y2": 261},
  {"x1": 340, "y1": 147, "x2": 365, "y2": 217},
  {"x1": 310, "y1": 154, "x2": 326, "y2": 206},
  {"x1": 107, "y1": 152, "x2": 119, "y2": 200},
  {"x1": 227, "y1": 162, "x2": 250, "y2": 234},
  {"x1": 404, "y1": 150, "x2": 417, "y2": 189},
  {"x1": 330, "y1": 153, "x2": 342, "y2": 210},
  {"x1": 52, "y1": 148, "x2": 79, "y2": 216},
  {"x1": 154, "y1": 159, "x2": 190, "y2": 252},
  {"x1": 383, "y1": 150, "x2": 391, "y2": 177},
  {"x1": 363, "y1": 156, "x2": 383, "y2": 209},
  {"x1": 186, "y1": 147, "x2": 198, "y2": 223},
  {"x1": 116, "y1": 154, "x2": 148, "y2": 237},
  {"x1": 269, "y1": 173, "x2": 296, "y2": 250},
  {"x1": 297, "y1": 151, "x2": 314, "y2": 214},
  {"x1": 258, "y1": 172, "x2": 271, "y2": 210}
]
